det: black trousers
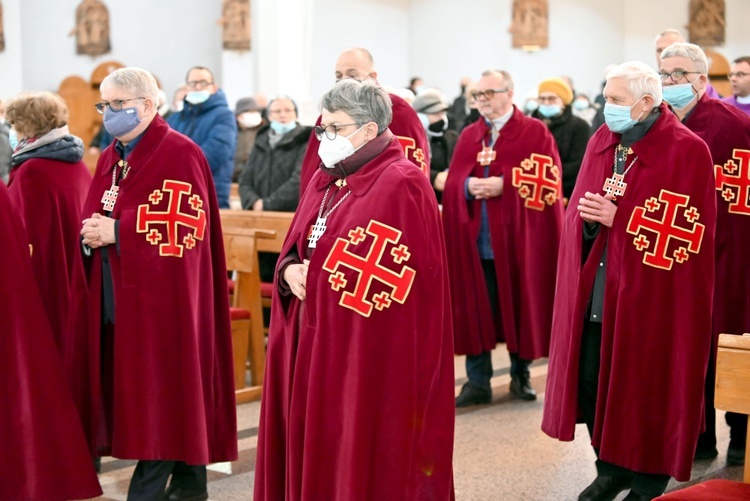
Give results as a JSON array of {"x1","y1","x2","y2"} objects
[
  {"x1": 578, "y1": 320, "x2": 670, "y2": 497},
  {"x1": 127, "y1": 460, "x2": 206, "y2": 500}
]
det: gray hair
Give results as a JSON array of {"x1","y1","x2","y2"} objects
[
  {"x1": 320, "y1": 79, "x2": 392, "y2": 134},
  {"x1": 655, "y1": 28, "x2": 684, "y2": 45},
  {"x1": 481, "y1": 69, "x2": 515, "y2": 91},
  {"x1": 267, "y1": 95, "x2": 299, "y2": 116},
  {"x1": 606, "y1": 61, "x2": 663, "y2": 106},
  {"x1": 100, "y1": 67, "x2": 160, "y2": 104},
  {"x1": 660, "y1": 42, "x2": 708, "y2": 74}
]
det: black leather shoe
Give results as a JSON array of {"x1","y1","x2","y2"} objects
[
  {"x1": 509, "y1": 374, "x2": 537, "y2": 401},
  {"x1": 694, "y1": 445, "x2": 718, "y2": 460},
  {"x1": 623, "y1": 491, "x2": 653, "y2": 501},
  {"x1": 163, "y1": 485, "x2": 209, "y2": 501},
  {"x1": 728, "y1": 445, "x2": 746, "y2": 466},
  {"x1": 455, "y1": 383, "x2": 491, "y2": 408},
  {"x1": 578, "y1": 474, "x2": 633, "y2": 501}
]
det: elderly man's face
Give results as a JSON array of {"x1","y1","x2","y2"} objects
[
  {"x1": 186, "y1": 68, "x2": 217, "y2": 95},
  {"x1": 100, "y1": 85, "x2": 152, "y2": 142},
  {"x1": 660, "y1": 55, "x2": 706, "y2": 92},
  {"x1": 475, "y1": 74, "x2": 514, "y2": 120},
  {"x1": 267, "y1": 98, "x2": 297, "y2": 124},
  {"x1": 603, "y1": 77, "x2": 651, "y2": 121},
  {"x1": 335, "y1": 52, "x2": 375, "y2": 82},
  {"x1": 729, "y1": 61, "x2": 750, "y2": 97}
]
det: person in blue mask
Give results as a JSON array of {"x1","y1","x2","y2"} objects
[
  {"x1": 531, "y1": 77, "x2": 591, "y2": 202},
  {"x1": 543, "y1": 60, "x2": 716, "y2": 501},
  {"x1": 661, "y1": 41, "x2": 750, "y2": 468},
  {"x1": 167, "y1": 66, "x2": 237, "y2": 208}
]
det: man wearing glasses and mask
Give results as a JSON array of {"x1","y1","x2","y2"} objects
[
  {"x1": 76, "y1": 67, "x2": 238, "y2": 500},
  {"x1": 168, "y1": 66, "x2": 237, "y2": 208},
  {"x1": 297, "y1": 47, "x2": 429, "y2": 194},
  {"x1": 661, "y1": 42, "x2": 750, "y2": 468},
  {"x1": 442, "y1": 69, "x2": 564, "y2": 408}
]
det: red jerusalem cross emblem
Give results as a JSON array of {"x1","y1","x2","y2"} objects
[
  {"x1": 715, "y1": 149, "x2": 750, "y2": 216},
  {"x1": 136, "y1": 180, "x2": 207, "y2": 257},
  {"x1": 626, "y1": 189, "x2": 705, "y2": 270},
  {"x1": 511, "y1": 153, "x2": 561, "y2": 210},
  {"x1": 322, "y1": 220, "x2": 416, "y2": 317},
  {"x1": 396, "y1": 135, "x2": 429, "y2": 176}
]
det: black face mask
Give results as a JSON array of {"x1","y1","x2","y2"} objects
[{"x1": 428, "y1": 119, "x2": 446, "y2": 133}]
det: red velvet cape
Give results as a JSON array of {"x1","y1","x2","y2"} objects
[
  {"x1": 442, "y1": 106, "x2": 564, "y2": 357},
  {"x1": 298, "y1": 92, "x2": 430, "y2": 195},
  {"x1": 72, "y1": 116, "x2": 237, "y2": 463},
  {"x1": 685, "y1": 95, "x2": 750, "y2": 341},
  {"x1": 8, "y1": 157, "x2": 91, "y2": 356},
  {"x1": 0, "y1": 182, "x2": 102, "y2": 500},
  {"x1": 255, "y1": 135, "x2": 455, "y2": 500},
  {"x1": 542, "y1": 105, "x2": 716, "y2": 480}
]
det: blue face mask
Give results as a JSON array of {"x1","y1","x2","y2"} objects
[
  {"x1": 662, "y1": 81, "x2": 697, "y2": 109},
  {"x1": 417, "y1": 113, "x2": 430, "y2": 130},
  {"x1": 103, "y1": 106, "x2": 142, "y2": 138},
  {"x1": 538, "y1": 104, "x2": 562, "y2": 118},
  {"x1": 572, "y1": 99, "x2": 589, "y2": 111},
  {"x1": 603, "y1": 96, "x2": 645, "y2": 133},
  {"x1": 524, "y1": 100, "x2": 539, "y2": 113},
  {"x1": 270, "y1": 121, "x2": 296, "y2": 135},
  {"x1": 185, "y1": 90, "x2": 211, "y2": 105},
  {"x1": 8, "y1": 129, "x2": 18, "y2": 151}
]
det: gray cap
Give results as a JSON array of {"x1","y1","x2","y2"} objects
[
  {"x1": 411, "y1": 88, "x2": 449, "y2": 115},
  {"x1": 235, "y1": 97, "x2": 261, "y2": 115}
]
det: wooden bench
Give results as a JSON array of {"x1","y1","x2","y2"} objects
[
  {"x1": 656, "y1": 333, "x2": 750, "y2": 499},
  {"x1": 223, "y1": 227, "x2": 275, "y2": 404},
  {"x1": 220, "y1": 209, "x2": 294, "y2": 326}
]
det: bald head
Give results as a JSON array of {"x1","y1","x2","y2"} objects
[
  {"x1": 655, "y1": 29, "x2": 685, "y2": 65},
  {"x1": 335, "y1": 48, "x2": 378, "y2": 82}
]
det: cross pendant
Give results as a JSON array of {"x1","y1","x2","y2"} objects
[
  {"x1": 101, "y1": 184, "x2": 119, "y2": 211},
  {"x1": 603, "y1": 173, "x2": 627, "y2": 200},
  {"x1": 308, "y1": 216, "x2": 327, "y2": 249},
  {"x1": 476, "y1": 147, "x2": 496, "y2": 166}
]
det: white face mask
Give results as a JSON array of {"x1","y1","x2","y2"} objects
[
  {"x1": 317, "y1": 125, "x2": 365, "y2": 168},
  {"x1": 238, "y1": 111, "x2": 262, "y2": 128}
]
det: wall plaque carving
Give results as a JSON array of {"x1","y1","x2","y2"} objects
[
  {"x1": 509, "y1": 0, "x2": 548, "y2": 49},
  {"x1": 688, "y1": 0, "x2": 725, "y2": 47},
  {"x1": 220, "y1": 0, "x2": 251, "y2": 51},
  {"x1": 69, "y1": 0, "x2": 111, "y2": 56}
]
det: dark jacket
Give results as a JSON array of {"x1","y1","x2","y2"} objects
[
  {"x1": 167, "y1": 90, "x2": 237, "y2": 208},
  {"x1": 532, "y1": 105, "x2": 590, "y2": 199},
  {"x1": 238, "y1": 124, "x2": 312, "y2": 212},
  {"x1": 427, "y1": 130, "x2": 458, "y2": 203}
]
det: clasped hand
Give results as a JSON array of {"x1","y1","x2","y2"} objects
[
  {"x1": 284, "y1": 259, "x2": 310, "y2": 301},
  {"x1": 81, "y1": 213, "x2": 116, "y2": 248},
  {"x1": 468, "y1": 176, "x2": 504, "y2": 199},
  {"x1": 577, "y1": 192, "x2": 617, "y2": 228}
]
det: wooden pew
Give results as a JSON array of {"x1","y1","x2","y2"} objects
[
  {"x1": 715, "y1": 333, "x2": 750, "y2": 482},
  {"x1": 223, "y1": 227, "x2": 275, "y2": 404}
]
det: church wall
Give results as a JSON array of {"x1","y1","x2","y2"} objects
[
  {"x1": 0, "y1": 0, "x2": 24, "y2": 101},
  {"x1": 16, "y1": 0, "x2": 223, "y2": 103}
]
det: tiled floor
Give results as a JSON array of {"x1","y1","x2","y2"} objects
[{"x1": 89, "y1": 348, "x2": 744, "y2": 500}]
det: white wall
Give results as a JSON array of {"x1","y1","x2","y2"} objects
[
  {"x1": 310, "y1": 0, "x2": 410, "y2": 117},
  {"x1": 0, "y1": 0, "x2": 24, "y2": 101},
  {"x1": 17, "y1": 0, "x2": 223, "y2": 102}
]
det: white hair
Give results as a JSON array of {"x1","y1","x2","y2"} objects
[
  {"x1": 654, "y1": 28, "x2": 684, "y2": 45},
  {"x1": 100, "y1": 67, "x2": 160, "y2": 104},
  {"x1": 606, "y1": 61, "x2": 663, "y2": 106},
  {"x1": 660, "y1": 42, "x2": 709, "y2": 75}
]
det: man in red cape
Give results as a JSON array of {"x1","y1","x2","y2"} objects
[
  {"x1": 254, "y1": 79, "x2": 455, "y2": 500},
  {"x1": 542, "y1": 61, "x2": 716, "y2": 500},
  {"x1": 6, "y1": 91, "x2": 92, "y2": 357},
  {"x1": 442, "y1": 69, "x2": 563, "y2": 407},
  {"x1": 75, "y1": 67, "x2": 237, "y2": 500},
  {"x1": 0, "y1": 181, "x2": 102, "y2": 501},
  {"x1": 661, "y1": 42, "x2": 750, "y2": 466},
  {"x1": 298, "y1": 47, "x2": 429, "y2": 195}
]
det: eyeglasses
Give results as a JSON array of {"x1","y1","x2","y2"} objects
[
  {"x1": 471, "y1": 89, "x2": 509, "y2": 100},
  {"x1": 186, "y1": 80, "x2": 213, "y2": 89},
  {"x1": 94, "y1": 97, "x2": 146, "y2": 114},
  {"x1": 728, "y1": 72, "x2": 750, "y2": 78},
  {"x1": 658, "y1": 71, "x2": 701, "y2": 81},
  {"x1": 537, "y1": 95, "x2": 561, "y2": 104},
  {"x1": 268, "y1": 108, "x2": 296, "y2": 115},
  {"x1": 314, "y1": 123, "x2": 359, "y2": 140}
]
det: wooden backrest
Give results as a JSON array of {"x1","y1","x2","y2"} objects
[
  {"x1": 715, "y1": 333, "x2": 750, "y2": 483},
  {"x1": 222, "y1": 227, "x2": 275, "y2": 310},
  {"x1": 220, "y1": 209, "x2": 294, "y2": 253}
]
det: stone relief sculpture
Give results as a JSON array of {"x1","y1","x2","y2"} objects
[
  {"x1": 688, "y1": 0, "x2": 725, "y2": 46},
  {"x1": 0, "y1": 2, "x2": 5, "y2": 52},
  {"x1": 509, "y1": 0, "x2": 548, "y2": 49},
  {"x1": 69, "y1": 0, "x2": 111, "y2": 56},
  {"x1": 220, "y1": 0, "x2": 251, "y2": 51}
]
